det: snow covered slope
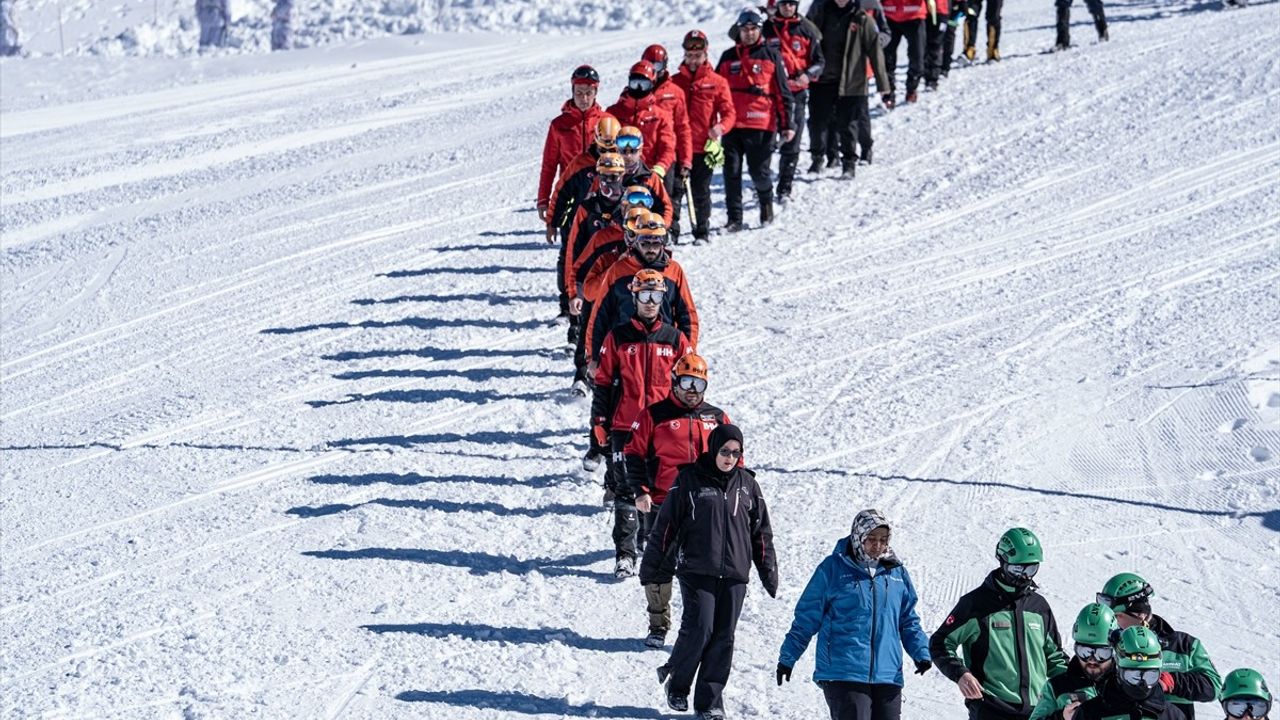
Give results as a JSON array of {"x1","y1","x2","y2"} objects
[{"x1": 2, "y1": 0, "x2": 1279, "y2": 717}]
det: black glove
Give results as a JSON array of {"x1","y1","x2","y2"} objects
[
  {"x1": 914, "y1": 659, "x2": 933, "y2": 675},
  {"x1": 776, "y1": 663, "x2": 792, "y2": 685}
]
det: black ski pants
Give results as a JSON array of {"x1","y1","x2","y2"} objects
[
  {"x1": 722, "y1": 128, "x2": 774, "y2": 224},
  {"x1": 925, "y1": 15, "x2": 951, "y2": 82},
  {"x1": 688, "y1": 152, "x2": 714, "y2": 240},
  {"x1": 777, "y1": 89, "x2": 808, "y2": 195},
  {"x1": 571, "y1": 300, "x2": 592, "y2": 384},
  {"x1": 665, "y1": 574, "x2": 747, "y2": 714},
  {"x1": 821, "y1": 681, "x2": 903, "y2": 720},
  {"x1": 964, "y1": 0, "x2": 1004, "y2": 53},
  {"x1": 885, "y1": 18, "x2": 926, "y2": 95},
  {"x1": 809, "y1": 82, "x2": 871, "y2": 162},
  {"x1": 664, "y1": 169, "x2": 685, "y2": 243},
  {"x1": 554, "y1": 223, "x2": 572, "y2": 316},
  {"x1": 1055, "y1": 0, "x2": 1104, "y2": 16},
  {"x1": 965, "y1": 700, "x2": 1031, "y2": 720},
  {"x1": 607, "y1": 430, "x2": 639, "y2": 560}
]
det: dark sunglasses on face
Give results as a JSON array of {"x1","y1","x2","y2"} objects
[
  {"x1": 624, "y1": 189, "x2": 654, "y2": 207},
  {"x1": 1119, "y1": 668, "x2": 1161, "y2": 687},
  {"x1": 1224, "y1": 698, "x2": 1271, "y2": 718},
  {"x1": 634, "y1": 289, "x2": 663, "y2": 305},
  {"x1": 1004, "y1": 562, "x2": 1039, "y2": 579},
  {"x1": 1075, "y1": 645, "x2": 1115, "y2": 662},
  {"x1": 718, "y1": 447, "x2": 742, "y2": 459},
  {"x1": 616, "y1": 135, "x2": 643, "y2": 151},
  {"x1": 676, "y1": 376, "x2": 707, "y2": 393}
]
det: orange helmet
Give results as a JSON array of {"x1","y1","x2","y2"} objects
[
  {"x1": 617, "y1": 125, "x2": 644, "y2": 153},
  {"x1": 595, "y1": 152, "x2": 626, "y2": 177},
  {"x1": 630, "y1": 268, "x2": 667, "y2": 293},
  {"x1": 632, "y1": 212, "x2": 668, "y2": 244},
  {"x1": 672, "y1": 353, "x2": 708, "y2": 382},
  {"x1": 594, "y1": 115, "x2": 621, "y2": 150},
  {"x1": 623, "y1": 206, "x2": 650, "y2": 231}
]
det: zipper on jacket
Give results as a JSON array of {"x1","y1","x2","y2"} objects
[
  {"x1": 869, "y1": 571, "x2": 879, "y2": 681},
  {"x1": 1013, "y1": 597, "x2": 1028, "y2": 708},
  {"x1": 718, "y1": 483, "x2": 731, "y2": 579}
]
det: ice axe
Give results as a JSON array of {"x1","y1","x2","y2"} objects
[{"x1": 683, "y1": 174, "x2": 697, "y2": 229}]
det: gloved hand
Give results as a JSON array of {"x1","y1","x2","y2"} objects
[
  {"x1": 653, "y1": 165, "x2": 667, "y2": 179},
  {"x1": 914, "y1": 659, "x2": 933, "y2": 675},
  {"x1": 776, "y1": 663, "x2": 792, "y2": 685},
  {"x1": 792, "y1": 73, "x2": 810, "y2": 90},
  {"x1": 591, "y1": 420, "x2": 608, "y2": 453},
  {"x1": 675, "y1": 164, "x2": 691, "y2": 181},
  {"x1": 703, "y1": 138, "x2": 725, "y2": 169},
  {"x1": 1158, "y1": 672, "x2": 1176, "y2": 692}
]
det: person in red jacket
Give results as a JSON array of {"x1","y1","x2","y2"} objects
[
  {"x1": 642, "y1": 44, "x2": 694, "y2": 245},
  {"x1": 672, "y1": 30, "x2": 736, "y2": 245},
  {"x1": 718, "y1": 9, "x2": 795, "y2": 232},
  {"x1": 539, "y1": 65, "x2": 606, "y2": 225},
  {"x1": 592, "y1": 269, "x2": 691, "y2": 579},
  {"x1": 882, "y1": 0, "x2": 927, "y2": 107},
  {"x1": 607, "y1": 61, "x2": 678, "y2": 180},
  {"x1": 625, "y1": 353, "x2": 732, "y2": 648},
  {"x1": 765, "y1": 0, "x2": 824, "y2": 202}
]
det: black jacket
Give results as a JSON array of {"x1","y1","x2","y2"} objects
[
  {"x1": 1076, "y1": 676, "x2": 1187, "y2": 720},
  {"x1": 638, "y1": 456, "x2": 777, "y2": 594}
]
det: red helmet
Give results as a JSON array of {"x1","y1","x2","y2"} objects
[
  {"x1": 641, "y1": 44, "x2": 669, "y2": 75},
  {"x1": 629, "y1": 60, "x2": 657, "y2": 83},
  {"x1": 682, "y1": 30, "x2": 709, "y2": 51}
]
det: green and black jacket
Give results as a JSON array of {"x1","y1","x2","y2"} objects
[
  {"x1": 1146, "y1": 614, "x2": 1220, "y2": 719},
  {"x1": 1029, "y1": 657, "x2": 1102, "y2": 720},
  {"x1": 929, "y1": 570, "x2": 1069, "y2": 716}
]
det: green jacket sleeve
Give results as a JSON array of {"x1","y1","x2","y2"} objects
[
  {"x1": 929, "y1": 595, "x2": 981, "y2": 683},
  {"x1": 1042, "y1": 613, "x2": 1069, "y2": 679},
  {"x1": 1028, "y1": 682, "x2": 1065, "y2": 720},
  {"x1": 1168, "y1": 637, "x2": 1221, "y2": 703}
]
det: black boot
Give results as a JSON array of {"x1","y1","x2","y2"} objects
[
  {"x1": 807, "y1": 155, "x2": 823, "y2": 174},
  {"x1": 826, "y1": 154, "x2": 839, "y2": 169},
  {"x1": 841, "y1": 158, "x2": 856, "y2": 179},
  {"x1": 777, "y1": 155, "x2": 798, "y2": 198},
  {"x1": 1054, "y1": 5, "x2": 1071, "y2": 50},
  {"x1": 1093, "y1": 12, "x2": 1108, "y2": 41},
  {"x1": 759, "y1": 199, "x2": 774, "y2": 226},
  {"x1": 860, "y1": 146, "x2": 873, "y2": 165},
  {"x1": 725, "y1": 218, "x2": 744, "y2": 233}
]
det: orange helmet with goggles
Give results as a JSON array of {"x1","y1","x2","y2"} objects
[
  {"x1": 595, "y1": 152, "x2": 626, "y2": 177},
  {"x1": 630, "y1": 268, "x2": 667, "y2": 293},
  {"x1": 594, "y1": 116, "x2": 621, "y2": 150},
  {"x1": 623, "y1": 206, "x2": 650, "y2": 231},
  {"x1": 672, "y1": 354, "x2": 708, "y2": 382}
]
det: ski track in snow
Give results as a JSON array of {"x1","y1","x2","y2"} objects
[{"x1": 3, "y1": 1, "x2": 1280, "y2": 718}]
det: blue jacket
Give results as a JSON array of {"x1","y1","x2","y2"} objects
[{"x1": 778, "y1": 538, "x2": 930, "y2": 686}]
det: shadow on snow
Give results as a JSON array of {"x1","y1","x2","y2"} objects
[
  {"x1": 393, "y1": 690, "x2": 667, "y2": 718},
  {"x1": 308, "y1": 472, "x2": 570, "y2": 489},
  {"x1": 302, "y1": 547, "x2": 613, "y2": 581},
  {"x1": 365, "y1": 622, "x2": 646, "y2": 653},
  {"x1": 286, "y1": 497, "x2": 599, "y2": 519},
  {"x1": 262, "y1": 316, "x2": 555, "y2": 335}
]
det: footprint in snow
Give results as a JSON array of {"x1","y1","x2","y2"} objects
[
  {"x1": 1219, "y1": 418, "x2": 1247, "y2": 433},
  {"x1": 1249, "y1": 446, "x2": 1273, "y2": 462}
]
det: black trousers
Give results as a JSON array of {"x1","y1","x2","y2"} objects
[
  {"x1": 607, "y1": 431, "x2": 638, "y2": 560},
  {"x1": 776, "y1": 89, "x2": 807, "y2": 195},
  {"x1": 941, "y1": 21, "x2": 957, "y2": 75},
  {"x1": 885, "y1": 18, "x2": 926, "y2": 95},
  {"x1": 821, "y1": 681, "x2": 903, "y2": 720},
  {"x1": 554, "y1": 223, "x2": 572, "y2": 316},
  {"x1": 964, "y1": 0, "x2": 1004, "y2": 52},
  {"x1": 665, "y1": 575, "x2": 747, "y2": 713},
  {"x1": 966, "y1": 700, "x2": 1030, "y2": 720},
  {"x1": 688, "y1": 152, "x2": 714, "y2": 239},
  {"x1": 664, "y1": 170, "x2": 684, "y2": 243},
  {"x1": 571, "y1": 300, "x2": 592, "y2": 383},
  {"x1": 925, "y1": 15, "x2": 949, "y2": 82},
  {"x1": 809, "y1": 84, "x2": 870, "y2": 162},
  {"x1": 722, "y1": 128, "x2": 774, "y2": 223}
]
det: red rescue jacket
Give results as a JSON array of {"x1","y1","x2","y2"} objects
[
  {"x1": 568, "y1": 223, "x2": 625, "y2": 302},
  {"x1": 883, "y1": 0, "x2": 928, "y2": 22},
  {"x1": 538, "y1": 100, "x2": 605, "y2": 209},
  {"x1": 765, "y1": 15, "x2": 826, "y2": 93},
  {"x1": 716, "y1": 40, "x2": 795, "y2": 133},
  {"x1": 624, "y1": 397, "x2": 731, "y2": 504},
  {"x1": 606, "y1": 92, "x2": 677, "y2": 175},
  {"x1": 592, "y1": 318, "x2": 691, "y2": 432},
  {"x1": 672, "y1": 61, "x2": 737, "y2": 150},
  {"x1": 585, "y1": 251, "x2": 698, "y2": 363},
  {"x1": 651, "y1": 76, "x2": 693, "y2": 170}
]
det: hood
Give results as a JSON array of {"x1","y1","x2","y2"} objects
[
  {"x1": 695, "y1": 423, "x2": 744, "y2": 479},
  {"x1": 834, "y1": 536, "x2": 901, "y2": 572},
  {"x1": 848, "y1": 508, "x2": 892, "y2": 566}
]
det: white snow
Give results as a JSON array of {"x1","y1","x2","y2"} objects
[{"x1": 2, "y1": 0, "x2": 1279, "y2": 718}]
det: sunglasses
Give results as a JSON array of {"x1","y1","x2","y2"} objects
[
  {"x1": 1075, "y1": 645, "x2": 1114, "y2": 662},
  {"x1": 616, "y1": 135, "x2": 643, "y2": 151},
  {"x1": 634, "y1": 289, "x2": 664, "y2": 305},
  {"x1": 624, "y1": 189, "x2": 654, "y2": 207},
  {"x1": 1224, "y1": 698, "x2": 1272, "y2": 718},
  {"x1": 676, "y1": 376, "x2": 707, "y2": 393},
  {"x1": 1119, "y1": 668, "x2": 1161, "y2": 687},
  {"x1": 718, "y1": 447, "x2": 742, "y2": 459},
  {"x1": 1004, "y1": 562, "x2": 1039, "y2": 579}
]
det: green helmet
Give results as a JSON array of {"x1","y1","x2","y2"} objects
[
  {"x1": 1115, "y1": 626, "x2": 1163, "y2": 670},
  {"x1": 996, "y1": 527, "x2": 1043, "y2": 564},
  {"x1": 1221, "y1": 668, "x2": 1272, "y2": 702},
  {"x1": 1072, "y1": 603, "x2": 1119, "y2": 646},
  {"x1": 1098, "y1": 572, "x2": 1154, "y2": 614}
]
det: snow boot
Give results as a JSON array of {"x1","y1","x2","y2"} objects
[
  {"x1": 759, "y1": 201, "x2": 774, "y2": 227},
  {"x1": 807, "y1": 155, "x2": 824, "y2": 174},
  {"x1": 986, "y1": 26, "x2": 1001, "y2": 61},
  {"x1": 1055, "y1": 5, "x2": 1071, "y2": 50},
  {"x1": 882, "y1": 92, "x2": 896, "y2": 110},
  {"x1": 614, "y1": 557, "x2": 636, "y2": 579},
  {"x1": 725, "y1": 219, "x2": 744, "y2": 233},
  {"x1": 1093, "y1": 13, "x2": 1109, "y2": 40},
  {"x1": 583, "y1": 448, "x2": 603, "y2": 473},
  {"x1": 644, "y1": 631, "x2": 666, "y2": 649},
  {"x1": 925, "y1": 78, "x2": 939, "y2": 91},
  {"x1": 906, "y1": 91, "x2": 919, "y2": 104},
  {"x1": 860, "y1": 146, "x2": 873, "y2": 165},
  {"x1": 776, "y1": 155, "x2": 798, "y2": 198},
  {"x1": 570, "y1": 379, "x2": 588, "y2": 397},
  {"x1": 841, "y1": 158, "x2": 857, "y2": 179}
]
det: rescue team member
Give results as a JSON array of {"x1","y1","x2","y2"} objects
[{"x1": 672, "y1": 30, "x2": 736, "y2": 244}]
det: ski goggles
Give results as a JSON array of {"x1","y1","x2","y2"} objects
[
  {"x1": 624, "y1": 188, "x2": 654, "y2": 207},
  {"x1": 634, "y1": 289, "x2": 664, "y2": 305},
  {"x1": 1003, "y1": 562, "x2": 1039, "y2": 580},
  {"x1": 675, "y1": 376, "x2": 708, "y2": 393},
  {"x1": 627, "y1": 78, "x2": 655, "y2": 93},
  {"x1": 683, "y1": 32, "x2": 708, "y2": 51},
  {"x1": 1074, "y1": 645, "x2": 1115, "y2": 663},
  {"x1": 616, "y1": 134, "x2": 643, "y2": 151},
  {"x1": 1224, "y1": 698, "x2": 1272, "y2": 718},
  {"x1": 1096, "y1": 584, "x2": 1153, "y2": 613},
  {"x1": 1119, "y1": 668, "x2": 1161, "y2": 687}
]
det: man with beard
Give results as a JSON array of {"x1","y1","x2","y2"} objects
[
  {"x1": 1070, "y1": 627, "x2": 1187, "y2": 720},
  {"x1": 1030, "y1": 604, "x2": 1119, "y2": 719}
]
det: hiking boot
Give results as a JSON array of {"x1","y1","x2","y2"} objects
[
  {"x1": 860, "y1": 147, "x2": 873, "y2": 165},
  {"x1": 583, "y1": 449, "x2": 603, "y2": 472},
  {"x1": 906, "y1": 91, "x2": 919, "y2": 103},
  {"x1": 963, "y1": 45, "x2": 976, "y2": 61},
  {"x1": 697, "y1": 710, "x2": 727, "y2": 720},
  {"x1": 759, "y1": 202, "x2": 774, "y2": 226},
  {"x1": 644, "y1": 631, "x2": 666, "y2": 649},
  {"x1": 692, "y1": 235, "x2": 710, "y2": 246},
  {"x1": 601, "y1": 485, "x2": 615, "y2": 508},
  {"x1": 925, "y1": 79, "x2": 939, "y2": 91},
  {"x1": 1094, "y1": 15, "x2": 1109, "y2": 40},
  {"x1": 570, "y1": 379, "x2": 588, "y2": 397},
  {"x1": 882, "y1": 92, "x2": 896, "y2": 110},
  {"x1": 826, "y1": 155, "x2": 839, "y2": 169},
  {"x1": 614, "y1": 557, "x2": 636, "y2": 578},
  {"x1": 806, "y1": 157, "x2": 823, "y2": 174},
  {"x1": 657, "y1": 666, "x2": 689, "y2": 711},
  {"x1": 841, "y1": 159, "x2": 856, "y2": 179},
  {"x1": 725, "y1": 220, "x2": 744, "y2": 233}
]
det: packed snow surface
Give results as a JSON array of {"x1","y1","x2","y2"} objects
[{"x1": 2, "y1": 0, "x2": 1279, "y2": 718}]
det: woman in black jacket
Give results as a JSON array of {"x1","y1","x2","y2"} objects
[{"x1": 639, "y1": 424, "x2": 778, "y2": 719}]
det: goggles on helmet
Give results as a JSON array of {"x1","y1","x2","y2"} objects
[
  {"x1": 1119, "y1": 669, "x2": 1161, "y2": 687},
  {"x1": 634, "y1": 289, "x2": 664, "y2": 305},
  {"x1": 616, "y1": 134, "x2": 643, "y2": 152},
  {"x1": 1224, "y1": 698, "x2": 1271, "y2": 719},
  {"x1": 624, "y1": 188, "x2": 654, "y2": 207},
  {"x1": 572, "y1": 65, "x2": 600, "y2": 84},
  {"x1": 628, "y1": 77, "x2": 655, "y2": 93},
  {"x1": 1075, "y1": 645, "x2": 1114, "y2": 663},
  {"x1": 1003, "y1": 562, "x2": 1039, "y2": 580},
  {"x1": 683, "y1": 33, "x2": 708, "y2": 51},
  {"x1": 676, "y1": 376, "x2": 708, "y2": 393},
  {"x1": 1097, "y1": 583, "x2": 1153, "y2": 612}
]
